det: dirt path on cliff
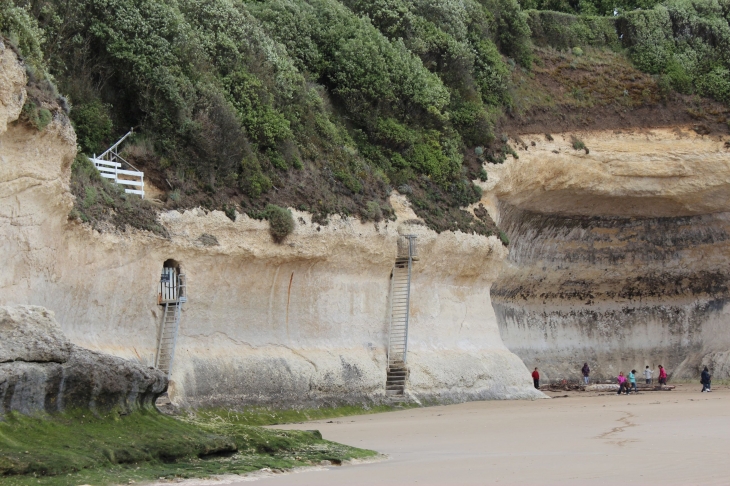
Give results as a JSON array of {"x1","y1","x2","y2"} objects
[{"x1": 228, "y1": 384, "x2": 730, "y2": 486}]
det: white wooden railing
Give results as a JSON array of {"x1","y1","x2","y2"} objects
[{"x1": 90, "y1": 129, "x2": 145, "y2": 198}]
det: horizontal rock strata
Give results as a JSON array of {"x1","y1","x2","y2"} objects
[
  {"x1": 0, "y1": 306, "x2": 167, "y2": 416},
  {"x1": 483, "y1": 130, "x2": 730, "y2": 382}
]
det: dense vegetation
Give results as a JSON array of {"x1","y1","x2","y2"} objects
[{"x1": 1, "y1": 0, "x2": 728, "y2": 236}]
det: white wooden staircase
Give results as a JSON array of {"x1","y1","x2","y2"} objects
[
  {"x1": 89, "y1": 129, "x2": 145, "y2": 198},
  {"x1": 386, "y1": 235, "x2": 418, "y2": 401}
]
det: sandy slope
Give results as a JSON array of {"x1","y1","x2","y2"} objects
[{"x1": 250, "y1": 384, "x2": 730, "y2": 486}]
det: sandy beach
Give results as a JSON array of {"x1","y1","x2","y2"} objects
[{"x1": 228, "y1": 384, "x2": 730, "y2": 486}]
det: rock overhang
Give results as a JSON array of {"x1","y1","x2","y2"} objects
[{"x1": 481, "y1": 128, "x2": 730, "y2": 219}]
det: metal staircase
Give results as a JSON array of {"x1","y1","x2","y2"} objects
[
  {"x1": 155, "y1": 271, "x2": 186, "y2": 379},
  {"x1": 386, "y1": 235, "x2": 418, "y2": 400}
]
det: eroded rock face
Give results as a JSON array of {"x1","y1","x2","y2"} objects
[
  {"x1": 0, "y1": 306, "x2": 167, "y2": 416},
  {"x1": 483, "y1": 129, "x2": 730, "y2": 382},
  {"x1": 0, "y1": 48, "x2": 542, "y2": 407}
]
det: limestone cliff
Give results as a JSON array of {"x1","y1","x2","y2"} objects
[
  {"x1": 482, "y1": 130, "x2": 730, "y2": 382},
  {"x1": 0, "y1": 47, "x2": 541, "y2": 407}
]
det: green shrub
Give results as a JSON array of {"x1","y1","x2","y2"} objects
[
  {"x1": 697, "y1": 67, "x2": 730, "y2": 103},
  {"x1": 362, "y1": 200, "x2": 383, "y2": 222},
  {"x1": 71, "y1": 99, "x2": 113, "y2": 154},
  {"x1": 526, "y1": 11, "x2": 619, "y2": 49},
  {"x1": 571, "y1": 135, "x2": 587, "y2": 151},
  {"x1": 83, "y1": 186, "x2": 98, "y2": 208},
  {"x1": 20, "y1": 100, "x2": 52, "y2": 131},
  {"x1": 482, "y1": 0, "x2": 533, "y2": 67},
  {"x1": 498, "y1": 230, "x2": 509, "y2": 246},
  {"x1": 264, "y1": 204, "x2": 295, "y2": 242},
  {"x1": 617, "y1": 0, "x2": 730, "y2": 104},
  {"x1": 478, "y1": 167, "x2": 488, "y2": 182},
  {"x1": 0, "y1": 0, "x2": 46, "y2": 75}
]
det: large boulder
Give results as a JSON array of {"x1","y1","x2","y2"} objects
[{"x1": 0, "y1": 306, "x2": 167, "y2": 416}]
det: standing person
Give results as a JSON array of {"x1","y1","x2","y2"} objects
[
  {"x1": 617, "y1": 372, "x2": 627, "y2": 395},
  {"x1": 658, "y1": 365, "x2": 668, "y2": 386},
  {"x1": 629, "y1": 370, "x2": 638, "y2": 394},
  {"x1": 582, "y1": 362, "x2": 590, "y2": 385},
  {"x1": 701, "y1": 366, "x2": 712, "y2": 392},
  {"x1": 644, "y1": 366, "x2": 653, "y2": 384},
  {"x1": 532, "y1": 367, "x2": 540, "y2": 389}
]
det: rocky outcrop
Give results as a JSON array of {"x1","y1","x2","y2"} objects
[
  {"x1": 0, "y1": 40, "x2": 26, "y2": 133},
  {"x1": 0, "y1": 306, "x2": 167, "y2": 416},
  {"x1": 482, "y1": 129, "x2": 730, "y2": 382},
  {"x1": 0, "y1": 47, "x2": 542, "y2": 408}
]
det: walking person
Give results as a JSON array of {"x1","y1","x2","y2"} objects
[
  {"x1": 581, "y1": 362, "x2": 590, "y2": 385},
  {"x1": 644, "y1": 365, "x2": 653, "y2": 384},
  {"x1": 617, "y1": 372, "x2": 628, "y2": 395},
  {"x1": 658, "y1": 365, "x2": 668, "y2": 386},
  {"x1": 701, "y1": 366, "x2": 712, "y2": 392},
  {"x1": 629, "y1": 369, "x2": 638, "y2": 394},
  {"x1": 532, "y1": 367, "x2": 540, "y2": 389}
]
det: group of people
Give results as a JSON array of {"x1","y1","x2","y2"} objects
[
  {"x1": 531, "y1": 363, "x2": 712, "y2": 393},
  {"x1": 614, "y1": 366, "x2": 665, "y2": 394},
  {"x1": 585, "y1": 363, "x2": 668, "y2": 394}
]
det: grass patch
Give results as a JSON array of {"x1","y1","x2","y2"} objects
[
  {"x1": 194, "y1": 403, "x2": 418, "y2": 427},
  {"x1": 0, "y1": 409, "x2": 377, "y2": 485}
]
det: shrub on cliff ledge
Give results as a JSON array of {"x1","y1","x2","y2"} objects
[{"x1": 264, "y1": 204, "x2": 295, "y2": 242}]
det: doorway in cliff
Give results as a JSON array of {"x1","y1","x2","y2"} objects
[{"x1": 155, "y1": 259, "x2": 186, "y2": 380}]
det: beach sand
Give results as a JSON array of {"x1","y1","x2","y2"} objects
[{"x1": 230, "y1": 384, "x2": 730, "y2": 486}]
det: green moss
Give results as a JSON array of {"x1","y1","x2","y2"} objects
[
  {"x1": 0, "y1": 410, "x2": 376, "y2": 485},
  {"x1": 195, "y1": 403, "x2": 417, "y2": 427}
]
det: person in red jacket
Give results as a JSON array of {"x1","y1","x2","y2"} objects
[
  {"x1": 532, "y1": 367, "x2": 540, "y2": 389},
  {"x1": 658, "y1": 365, "x2": 668, "y2": 385}
]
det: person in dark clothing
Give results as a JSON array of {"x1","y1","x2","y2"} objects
[
  {"x1": 532, "y1": 367, "x2": 540, "y2": 389},
  {"x1": 581, "y1": 362, "x2": 590, "y2": 385},
  {"x1": 701, "y1": 366, "x2": 712, "y2": 392}
]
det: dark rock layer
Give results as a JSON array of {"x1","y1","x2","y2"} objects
[
  {"x1": 492, "y1": 203, "x2": 730, "y2": 382},
  {"x1": 0, "y1": 306, "x2": 166, "y2": 416}
]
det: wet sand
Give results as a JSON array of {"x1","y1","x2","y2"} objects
[{"x1": 238, "y1": 384, "x2": 730, "y2": 486}]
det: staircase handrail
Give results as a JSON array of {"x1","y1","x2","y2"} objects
[{"x1": 95, "y1": 129, "x2": 142, "y2": 173}]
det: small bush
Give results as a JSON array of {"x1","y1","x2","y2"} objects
[
  {"x1": 224, "y1": 205, "x2": 236, "y2": 222},
  {"x1": 20, "y1": 100, "x2": 52, "y2": 131},
  {"x1": 362, "y1": 201, "x2": 383, "y2": 222},
  {"x1": 498, "y1": 230, "x2": 510, "y2": 246},
  {"x1": 571, "y1": 135, "x2": 586, "y2": 151},
  {"x1": 478, "y1": 168, "x2": 488, "y2": 182},
  {"x1": 264, "y1": 204, "x2": 294, "y2": 243}
]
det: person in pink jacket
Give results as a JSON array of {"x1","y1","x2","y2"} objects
[
  {"x1": 658, "y1": 365, "x2": 668, "y2": 385},
  {"x1": 616, "y1": 372, "x2": 628, "y2": 395}
]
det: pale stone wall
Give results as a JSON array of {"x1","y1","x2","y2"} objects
[{"x1": 0, "y1": 49, "x2": 541, "y2": 407}]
